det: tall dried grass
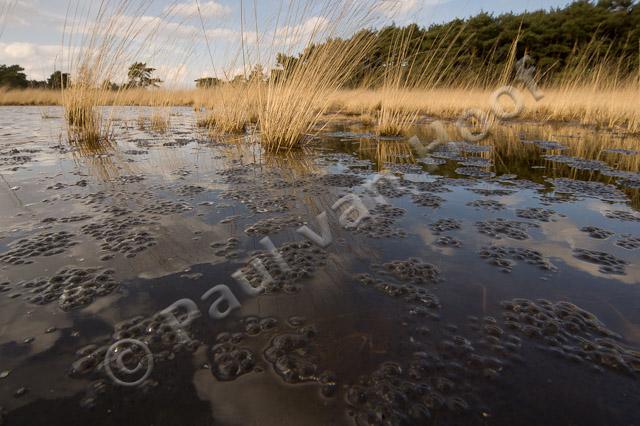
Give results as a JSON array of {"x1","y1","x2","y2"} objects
[
  {"x1": 60, "y1": 0, "x2": 190, "y2": 145},
  {"x1": 237, "y1": 0, "x2": 383, "y2": 151},
  {"x1": 375, "y1": 24, "x2": 468, "y2": 136},
  {"x1": 195, "y1": 83, "x2": 256, "y2": 134},
  {"x1": 3, "y1": 83, "x2": 638, "y2": 134}
]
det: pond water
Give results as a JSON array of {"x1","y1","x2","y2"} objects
[{"x1": 1, "y1": 106, "x2": 639, "y2": 425}]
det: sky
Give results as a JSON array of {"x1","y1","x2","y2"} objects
[{"x1": 0, "y1": 0, "x2": 575, "y2": 86}]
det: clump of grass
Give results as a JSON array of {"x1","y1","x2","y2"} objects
[
  {"x1": 61, "y1": 0, "x2": 176, "y2": 147},
  {"x1": 196, "y1": 84, "x2": 252, "y2": 134},
  {"x1": 136, "y1": 114, "x2": 146, "y2": 130},
  {"x1": 63, "y1": 71, "x2": 109, "y2": 146},
  {"x1": 238, "y1": 0, "x2": 382, "y2": 151},
  {"x1": 375, "y1": 25, "x2": 467, "y2": 136},
  {"x1": 150, "y1": 112, "x2": 169, "y2": 133}
]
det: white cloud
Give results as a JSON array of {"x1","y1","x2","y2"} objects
[
  {"x1": 169, "y1": 1, "x2": 231, "y2": 19},
  {"x1": 205, "y1": 27, "x2": 241, "y2": 40},
  {"x1": 2, "y1": 0, "x2": 65, "y2": 27},
  {"x1": 377, "y1": 0, "x2": 446, "y2": 18},
  {"x1": 0, "y1": 42, "x2": 64, "y2": 79},
  {"x1": 273, "y1": 16, "x2": 330, "y2": 46}
]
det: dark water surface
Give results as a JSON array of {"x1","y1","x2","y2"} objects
[{"x1": 1, "y1": 106, "x2": 639, "y2": 425}]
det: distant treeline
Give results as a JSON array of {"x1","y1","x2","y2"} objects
[
  {"x1": 0, "y1": 65, "x2": 70, "y2": 89},
  {"x1": 2, "y1": 1, "x2": 639, "y2": 90},
  {"x1": 0, "y1": 62, "x2": 162, "y2": 90},
  {"x1": 277, "y1": 0, "x2": 640, "y2": 88}
]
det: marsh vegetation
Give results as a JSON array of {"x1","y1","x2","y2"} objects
[{"x1": 1, "y1": 2, "x2": 640, "y2": 425}]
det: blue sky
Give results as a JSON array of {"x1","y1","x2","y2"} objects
[{"x1": 0, "y1": 0, "x2": 574, "y2": 85}]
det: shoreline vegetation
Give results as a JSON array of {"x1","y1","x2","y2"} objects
[
  {"x1": 1, "y1": 86, "x2": 638, "y2": 134},
  {"x1": 0, "y1": 0, "x2": 638, "y2": 147}
]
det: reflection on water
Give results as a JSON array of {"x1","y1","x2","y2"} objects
[{"x1": 0, "y1": 106, "x2": 639, "y2": 425}]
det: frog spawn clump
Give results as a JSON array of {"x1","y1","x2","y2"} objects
[
  {"x1": 543, "y1": 155, "x2": 611, "y2": 172},
  {"x1": 236, "y1": 240, "x2": 327, "y2": 293},
  {"x1": 429, "y1": 218, "x2": 462, "y2": 234},
  {"x1": 469, "y1": 188, "x2": 516, "y2": 197},
  {"x1": 221, "y1": 188, "x2": 294, "y2": 213},
  {"x1": 572, "y1": 248, "x2": 628, "y2": 275},
  {"x1": 459, "y1": 157, "x2": 493, "y2": 168},
  {"x1": 206, "y1": 317, "x2": 279, "y2": 381},
  {"x1": 174, "y1": 184, "x2": 206, "y2": 197},
  {"x1": 604, "y1": 210, "x2": 640, "y2": 222},
  {"x1": 243, "y1": 316, "x2": 279, "y2": 336},
  {"x1": 70, "y1": 308, "x2": 201, "y2": 405},
  {"x1": 210, "y1": 237, "x2": 241, "y2": 259},
  {"x1": 478, "y1": 246, "x2": 558, "y2": 273},
  {"x1": 500, "y1": 299, "x2": 640, "y2": 377},
  {"x1": 244, "y1": 215, "x2": 304, "y2": 236},
  {"x1": 21, "y1": 267, "x2": 118, "y2": 310},
  {"x1": 41, "y1": 215, "x2": 92, "y2": 224},
  {"x1": 411, "y1": 193, "x2": 445, "y2": 208},
  {"x1": 81, "y1": 216, "x2": 157, "y2": 259},
  {"x1": 466, "y1": 315, "x2": 524, "y2": 364},
  {"x1": 264, "y1": 330, "x2": 316, "y2": 383},
  {"x1": 551, "y1": 178, "x2": 627, "y2": 202},
  {"x1": 475, "y1": 219, "x2": 540, "y2": 240},
  {"x1": 455, "y1": 167, "x2": 495, "y2": 178},
  {"x1": 210, "y1": 332, "x2": 257, "y2": 381},
  {"x1": 580, "y1": 226, "x2": 615, "y2": 239},
  {"x1": 435, "y1": 236, "x2": 462, "y2": 248},
  {"x1": 354, "y1": 204, "x2": 407, "y2": 239},
  {"x1": 345, "y1": 347, "x2": 500, "y2": 426},
  {"x1": 466, "y1": 199, "x2": 505, "y2": 211},
  {"x1": 515, "y1": 207, "x2": 559, "y2": 222},
  {"x1": 0, "y1": 231, "x2": 78, "y2": 265},
  {"x1": 522, "y1": 140, "x2": 567, "y2": 150},
  {"x1": 412, "y1": 180, "x2": 452, "y2": 193},
  {"x1": 616, "y1": 235, "x2": 640, "y2": 250},
  {"x1": 380, "y1": 258, "x2": 441, "y2": 285},
  {"x1": 357, "y1": 273, "x2": 441, "y2": 316},
  {"x1": 141, "y1": 199, "x2": 192, "y2": 216},
  {"x1": 373, "y1": 177, "x2": 409, "y2": 198},
  {"x1": 319, "y1": 173, "x2": 366, "y2": 188},
  {"x1": 263, "y1": 326, "x2": 337, "y2": 396}
]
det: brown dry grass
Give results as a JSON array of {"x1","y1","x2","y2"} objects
[{"x1": 1, "y1": 84, "x2": 638, "y2": 134}]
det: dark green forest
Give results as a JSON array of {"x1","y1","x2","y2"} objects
[{"x1": 278, "y1": 0, "x2": 640, "y2": 88}]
